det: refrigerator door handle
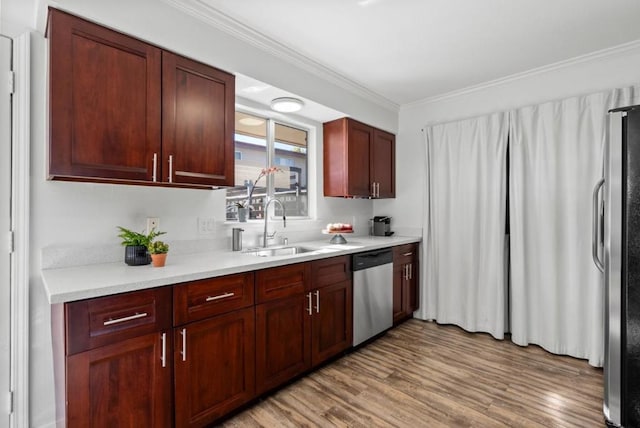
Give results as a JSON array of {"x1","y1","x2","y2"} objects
[{"x1": 592, "y1": 177, "x2": 605, "y2": 272}]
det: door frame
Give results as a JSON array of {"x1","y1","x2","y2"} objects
[{"x1": 9, "y1": 32, "x2": 30, "y2": 428}]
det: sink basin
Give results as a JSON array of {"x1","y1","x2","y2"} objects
[{"x1": 242, "y1": 246, "x2": 315, "y2": 257}]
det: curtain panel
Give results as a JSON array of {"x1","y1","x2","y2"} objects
[
  {"x1": 420, "y1": 112, "x2": 509, "y2": 339},
  {"x1": 509, "y1": 93, "x2": 609, "y2": 366},
  {"x1": 509, "y1": 87, "x2": 640, "y2": 367}
]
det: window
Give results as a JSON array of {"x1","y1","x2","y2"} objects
[
  {"x1": 226, "y1": 111, "x2": 308, "y2": 221},
  {"x1": 234, "y1": 151, "x2": 243, "y2": 160}
]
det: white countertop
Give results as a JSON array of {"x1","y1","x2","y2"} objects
[{"x1": 41, "y1": 235, "x2": 421, "y2": 304}]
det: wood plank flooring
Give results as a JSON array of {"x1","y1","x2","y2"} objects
[{"x1": 221, "y1": 319, "x2": 604, "y2": 427}]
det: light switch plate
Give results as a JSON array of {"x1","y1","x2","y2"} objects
[
  {"x1": 146, "y1": 217, "x2": 160, "y2": 234},
  {"x1": 197, "y1": 217, "x2": 216, "y2": 235}
]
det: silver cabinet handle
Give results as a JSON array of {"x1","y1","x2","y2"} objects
[
  {"x1": 371, "y1": 182, "x2": 375, "y2": 198},
  {"x1": 168, "y1": 155, "x2": 173, "y2": 183},
  {"x1": 376, "y1": 182, "x2": 380, "y2": 198},
  {"x1": 103, "y1": 312, "x2": 148, "y2": 326},
  {"x1": 306, "y1": 292, "x2": 313, "y2": 315},
  {"x1": 152, "y1": 153, "x2": 158, "y2": 182},
  {"x1": 314, "y1": 290, "x2": 320, "y2": 314},
  {"x1": 403, "y1": 252, "x2": 413, "y2": 257},
  {"x1": 592, "y1": 178, "x2": 605, "y2": 272},
  {"x1": 404, "y1": 265, "x2": 409, "y2": 280},
  {"x1": 409, "y1": 263, "x2": 412, "y2": 280},
  {"x1": 206, "y1": 292, "x2": 234, "y2": 302},
  {"x1": 160, "y1": 332, "x2": 167, "y2": 368},
  {"x1": 180, "y1": 328, "x2": 187, "y2": 362}
]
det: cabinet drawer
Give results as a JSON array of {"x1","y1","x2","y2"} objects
[
  {"x1": 310, "y1": 255, "x2": 352, "y2": 290},
  {"x1": 65, "y1": 287, "x2": 172, "y2": 355},
  {"x1": 393, "y1": 243, "x2": 418, "y2": 265},
  {"x1": 256, "y1": 263, "x2": 310, "y2": 303},
  {"x1": 174, "y1": 273, "x2": 254, "y2": 325}
]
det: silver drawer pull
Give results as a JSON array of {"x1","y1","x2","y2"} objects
[
  {"x1": 103, "y1": 312, "x2": 148, "y2": 326},
  {"x1": 181, "y1": 328, "x2": 187, "y2": 362},
  {"x1": 403, "y1": 252, "x2": 413, "y2": 256},
  {"x1": 160, "y1": 332, "x2": 167, "y2": 368},
  {"x1": 206, "y1": 292, "x2": 235, "y2": 302}
]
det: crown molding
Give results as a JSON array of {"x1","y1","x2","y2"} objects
[
  {"x1": 161, "y1": 0, "x2": 399, "y2": 112},
  {"x1": 403, "y1": 38, "x2": 640, "y2": 110}
]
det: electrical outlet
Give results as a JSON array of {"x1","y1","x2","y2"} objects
[
  {"x1": 197, "y1": 217, "x2": 216, "y2": 235},
  {"x1": 146, "y1": 217, "x2": 160, "y2": 234}
]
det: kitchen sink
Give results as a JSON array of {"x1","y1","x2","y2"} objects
[{"x1": 242, "y1": 246, "x2": 315, "y2": 257}]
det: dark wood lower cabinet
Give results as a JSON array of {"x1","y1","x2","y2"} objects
[
  {"x1": 61, "y1": 249, "x2": 423, "y2": 426},
  {"x1": 174, "y1": 307, "x2": 255, "y2": 428},
  {"x1": 311, "y1": 280, "x2": 353, "y2": 367},
  {"x1": 66, "y1": 332, "x2": 173, "y2": 428},
  {"x1": 393, "y1": 243, "x2": 420, "y2": 325},
  {"x1": 255, "y1": 294, "x2": 311, "y2": 394}
]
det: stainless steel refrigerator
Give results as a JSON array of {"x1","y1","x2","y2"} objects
[{"x1": 593, "y1": 105, "x2": 640, "y2": 428}]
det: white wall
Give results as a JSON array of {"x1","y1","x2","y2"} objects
[
  {"x1": 374, "y1": 43, "x2": 640, "y2": 234},
  {"x1": 24, "y1": 1, "x2": 397, "y2": 426}
]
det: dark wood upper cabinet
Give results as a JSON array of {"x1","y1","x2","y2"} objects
[
  {"x1": 48, "y1": 8, "x2": 162, "y2": 182},
  {"x1": 372, "y1": 129, "x2": 396, "y2": 198},
  {"x1": 162, "y1": 52, "x2": 235, "y2": 187},
  {"x1": 323, "y1": 117, "x2": 395, "y2": 198},
  {"x1": 47, "y1": 8, "x2": 235, "y2": 188}
]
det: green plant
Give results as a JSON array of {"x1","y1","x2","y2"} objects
[
  {"x1": 117, "y1": 226, "x2": 166, "y2": 247},
  {"x1": 148, "y1": 240, "x2": 169, "y2": 254}
]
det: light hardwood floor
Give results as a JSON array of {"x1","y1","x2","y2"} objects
[{"x1": 221, "y1": 319, "x2": 604, "y2": 427}]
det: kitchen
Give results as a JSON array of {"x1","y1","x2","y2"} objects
[{"x1": 3, "y1": 0, "x2": 640, "y2": 427}]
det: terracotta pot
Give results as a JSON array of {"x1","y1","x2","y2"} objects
[{"x1": 151, "y1": 253, "x2": 167, "y2": 267}]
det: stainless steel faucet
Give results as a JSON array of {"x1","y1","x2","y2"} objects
[{"x1": 263, "y1": 197, "x2": 286, "y2": 247}]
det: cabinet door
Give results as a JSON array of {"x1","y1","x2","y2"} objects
[
  {"x1": 346, "y1": 119, "x2": 373, "y2": 197},
  {"x1": 255, "y1": 262, "x2": 310, "y2": 303},
  {"x1": 311, "y1": 280, "x2": 353, "y2": 367},
  {"x1": 406, "y1": 259, "x2": 419, "y2": 314},
  {"x1": 255, "y1": 294, "x2": 311, "y2": 394},
  {"x1": 393, "y1": 262, "x2": 406, "y2": 325},
  {"x1": 372, "y1": 129, "x2": 395, "y2": 198},
  {"x1": 174, "y1": 307, "x2": 255, "y2": 428},
  {"x1": 162, "y1": 52, "x2": 235, "y2": 187},
  {"x1": 48, "y1": 9, "x2": 162, "y2": 182},
  {"x1": 66, "y1": 332, "x2": 172, "y2": 428}
]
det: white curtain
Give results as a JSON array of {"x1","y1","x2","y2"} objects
[
  {"x1": 419, "y1": 112, "x2": 509, "y2": 339},
  {"x1": 509, "y1": 87, "x2": 640, "y2": 367}
]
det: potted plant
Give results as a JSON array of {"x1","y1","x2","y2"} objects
[
  {"x1": 117, "y1": 226, "x2": 166, "y2": 266},
  {"x1": 235, "y1": 201, "x2": 249, "y2": 222},
  {"x1": 148, "y1": 240, "x2": 169, "y2": 267}
]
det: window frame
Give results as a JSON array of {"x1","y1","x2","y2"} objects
[{"x1": 229, "y1": 108, "x2": 312, "y2": 222}]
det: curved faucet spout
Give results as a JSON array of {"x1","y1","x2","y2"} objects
[{"x1": 263, "y1": 198, "x2": 286, "y2": 247}]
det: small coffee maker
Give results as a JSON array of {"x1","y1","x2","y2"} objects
[{"x1": 371, "y1": 216, "x2": 393, "y2": 236}]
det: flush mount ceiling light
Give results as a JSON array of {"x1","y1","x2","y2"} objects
[{"x1": 270, "y1": 97, "x2": 304, "y2": 113}]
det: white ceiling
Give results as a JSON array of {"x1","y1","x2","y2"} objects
[{"x1": 187, "y1": 0, "x2": 640, "y2": 106}]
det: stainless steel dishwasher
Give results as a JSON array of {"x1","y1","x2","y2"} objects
[{"x1": 352, "y1": 249, "x2": 393, "y2": 346}]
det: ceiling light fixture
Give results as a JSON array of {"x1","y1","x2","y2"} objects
[{"x1": 270, "y1": 97, "x2": 304, "y2": 113}]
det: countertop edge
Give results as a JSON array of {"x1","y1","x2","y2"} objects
[{"x1": 42, "y1": 236, "x2": 421, "y2": 304}]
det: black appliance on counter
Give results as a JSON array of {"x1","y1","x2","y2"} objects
[{"x1": 371, "y1": 216, "x2": 393, "y2": 236}]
